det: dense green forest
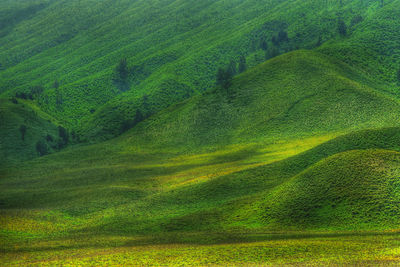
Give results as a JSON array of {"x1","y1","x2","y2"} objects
[{"x1": 2, "y1": 0, "x2": 400, "y2": 265}]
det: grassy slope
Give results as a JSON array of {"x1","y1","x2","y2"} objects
[
  {"x1": 3, "y1": 0, "x2": 400, "y2": 264},
  {"x1": 1, "y1": 0, "x2": 397, "y2": 141},
  {"x1": 0, "y1": 98, "x2": 60, "y2": 166},
  {"x1": 2, "y1": 50, "x2": 400, "y2": 238},
  {"x1": 121, "y1": 50, "x2": 400, "y2": 152}
]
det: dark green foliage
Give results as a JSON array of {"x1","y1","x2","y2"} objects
[
  {"x1": 260, "y1": 39, "x2": 268, "y2": 51},
  {"x1": 338, "y1": 19, "x2": 347, "y2": 36},
  {"x1": 58, "y1": 126, "x2": 68, "y2": 147},
  {"x1": 53, "y1": 80, "x2": 59, "y2": 89},
  {"x1": 31, "y1": 85, "x2": 44, "y2": 99},
  {"x1": 277, "y1": 30, "x2": 289, "y2": 43},
  {"x1": 46, "y1": 134, "x2": 53, "y2": 142},
  {"x1": 238, "y1": 55, "x2": 247, "y2": 73},
  {"x1": 134, "y1": 109, "x2": 144, "y2": 125},
  {"x1": 265, "y1": 45, "x2": 279, "y2": 59},
  {"x1": 350, "y1": 15, "x2": 363, "y2": 27},
  {"x1": 15, "y1": 91, "x2": 33, "y2": 100},
  {"x1": 19, "y1": 125, "x2": 27, "y2": 141},
  {"x1": 227, "y1": 60, "x2": 237, "y2": 77},
  {"x1": 35, "y1": 140, "x2": 48, "y2": 156},
  {"x1": 116, "y1": 58, "x2": 129, "y2": 81},
  {"x1": 271, "y1": 35, "x2": 279, "y2": 46},
  {"x1": 216, "y1": 67, "x2": 233, "y2": 89},
  {"x1": 55, "y1": 89, "x2": 63, "y2": 108},
  {"x1": 10, "y1": 97, "x2": 18, "y2": 104},
  {"x1": 121, "y1": 109, "x2": 145, "y2": 133},
  {"x1": 315, "y1": 35, "x2": 322, "y2": 47}
]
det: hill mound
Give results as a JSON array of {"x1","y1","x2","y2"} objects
[{"x1": 263, "y1": 149, "x2": 400, "y2": 229}]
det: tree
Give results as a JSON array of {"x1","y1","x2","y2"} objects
[
  {"x1": 260, "y1": 39, "x2": 268, "y2": 51},
  {"x1": 216, "y1": 67, "x2": 233, "y2": 89},
  {"x1": 227, "y1": 60, "x2": 237, "y2": 77},
  {"x1": 350, "y1": 14, "x2": 363, "y2": 27},
  {"x1": 238, "y1": 55, "x2": 247, "y2": 73},
  {"x1": 338, "y1": 19, "x2": 347, "y2": 36},
  {"x1": 10, "y1": 97, "x2": 18, "y2": 104},
  {"x1": 133, "y1": 109, "x2": 144, "y2": 125},
  {"x1": 277, "y1": 30, "x2": 289, "y2": 43},
  {"x1": 142, "y1": 94, "x2": 150, "y2": 111},
  {"x1": 265, "y1": 45, "x2": 279, "y2": 60},
  {"x1": 55, "y1": 88, "x2": 63, "y2": 107},
  {"x1": 31, "y1": 85, "x2": 44, "y2": 99},
  {"x1": 46, "y1": 134, "x2": 53, "y2": 142},
  {"x1": 315, "y1": 35, "x2": 322, "y2": 47},
  {"x1": 116, "y1": 58, "x2": 129, "y2": 81},
  {"x1": 36, "y1": 140, "x2": 48, "y2": 156},
  {"x1": 53, "y1": 80, "x2": 59, "y2": 89},
  {"x1": 58, "y1": 126, "x2": 69, "y2": 147},
  {"x1": 19, "y1": 125, "x2": 27, "y2": 141},
  {"x1": 271, "y1": 35, "x2": 279, "y2": 46}
]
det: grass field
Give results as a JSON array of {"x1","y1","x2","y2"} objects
[
  {"x1": 3, "y1": 231, "x2": 400, "y2": 266},
  {"x1": 3, "y1": 0, "x2": 400, "y2": 265}
]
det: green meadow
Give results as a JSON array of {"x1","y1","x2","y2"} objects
[{"x1": 2, "y1": 0, "x2": 400, "y2": 265}]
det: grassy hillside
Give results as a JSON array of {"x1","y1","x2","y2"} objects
[
  {"x1": 120, "y1": 50, "x2": 400, "y2": 152},
  {"x1": 0, "y1": 98, "x2": 61, "y2": 166},
  {"x1": 263, "y1": 149, "x2": 400, "y2": 229},
  {"x1": 1, "y1": 0, "x2": 398, "y2": 141},
  {"x1": 3, "y1": 127, "x2": 400, "y2": 265},
  {"x1": 3, "y1": 0, "x2": 400, "y2": 265},
  {"x1": 3, "y1": 46, "x2": 400, "y2": 237}
]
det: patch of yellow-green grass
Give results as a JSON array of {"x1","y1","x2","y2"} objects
[{"x1": 2, "y1": 232, "x2": 400, "y2": 266}]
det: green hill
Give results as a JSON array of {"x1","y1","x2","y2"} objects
[
  {"x1": 1, "y1": 0, "x2": 398, "y2": 141},
  {"x1": 3, "y1": 0, "x2": 400, "y2": 265},
  {"x1": 3, "y1": 49, "x2": 400, "y2": 236},
  {"x1": 263, "y1": 149, "x2": 400, "y2": 230},
  {"x1": 0, "y1": 98, "x2": 61, "y2": 166},
  {"x1": 119, "y1": 50, "x2": 400, "y2": 151}
]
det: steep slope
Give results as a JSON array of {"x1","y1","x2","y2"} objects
[{"x1": 1, "y1": 0, "x2": 396, "y2": 141}]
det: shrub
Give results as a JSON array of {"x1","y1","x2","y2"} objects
[
  {"x1": 58, "y1": 126, "x2": 69, "y2": 146},
  {"x1": 216, "y1": 67, "x2": 233, "y2": 89},
  {"x1": 116, "y1": 58, "x2": 129, "y2": 80},
  {"x1": 338, "y1": 19, "x2": 347, "y2": 36},
  {"x1": 19, "y1": 125, "x2": 27, "y2": 141},
  {"x1": 238, "y1": 55, "x2": 247, "y2": 73},
  {"x1": 36, "y1": 140, "x2": 48, "y2": 156}
]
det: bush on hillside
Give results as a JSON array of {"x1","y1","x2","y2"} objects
[
  {"x1": 58, "y1": 126, "x2": 69, "y2": 147},
  {"x1": 10, "y1": 97, "x2": 18, "y2": 104},
  {"x1": 116, "y1": 58, "x2": 129, "y2": 81},
  {"x1": 19, "y1": 125, "x2": 27, "y2": 141},
  {"x1": 338, "y1": 19, "x2": 347, "y2": 36},
  {"x1": 265, "y1": 45, "x2": 279, "y2": 59},
  {"x1": 238, "y1": 55, "x2": 247, "y2": 73},
  {"x1": 36, "y1": 140, "x2": 48, "y2": 156},
  {"x1": 216, "y1": 67, "x2": 233, "y2": 89}
]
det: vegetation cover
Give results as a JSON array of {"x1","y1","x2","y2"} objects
[{"x1": 2, "y1": 0, "x2": 400, "y2": 265}]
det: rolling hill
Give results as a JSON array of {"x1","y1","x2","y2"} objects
[
  {"x1": 3, "y1": 0, "x2": 400, "y2": 265},
  {"x1": 1, "y1": 0, "x2": 399, "y2": 142}
]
